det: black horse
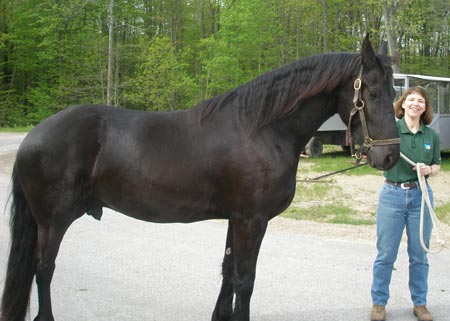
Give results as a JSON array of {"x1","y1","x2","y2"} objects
[{"x1": 1, "y1": 35, "x2": 399, "y2": 321}]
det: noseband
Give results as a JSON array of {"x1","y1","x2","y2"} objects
[{"x1": 347, "y1": 67, "x2": 400, "y2": 160}]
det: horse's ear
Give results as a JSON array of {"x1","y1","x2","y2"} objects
[
  {"x1": 360, "y1": 33, "x2": 377, "y2": 69},
  {"x1": 378, "y1": 41, "x2": 388, "y2": 56}
]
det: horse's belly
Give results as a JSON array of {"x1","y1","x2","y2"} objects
[
  {"x1": 96, "y1": 186, "x2": 227, "y2": 224},
  {"x1": 115, "y1": 203, "x2": 227, "y2": 223}
]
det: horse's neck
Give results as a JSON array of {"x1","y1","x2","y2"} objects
[{"x1": 272, "y1": 94, "x2": 338, "y2": 154}]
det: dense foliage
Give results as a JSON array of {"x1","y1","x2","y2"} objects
[{"x1": 1, "y1": 0, "x2": 449, "y2": 126}]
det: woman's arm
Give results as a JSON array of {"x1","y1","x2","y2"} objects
[
  {"x1": 429, "y1": 164, "x2": 441, "y2": 177},
  {"x1": 414, "y1": 163, "x2": 440, "y2": 177}
]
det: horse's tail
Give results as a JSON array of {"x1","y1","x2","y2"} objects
[{"x1": 1, "y1": 165, "x2": 37, "y2": 321}]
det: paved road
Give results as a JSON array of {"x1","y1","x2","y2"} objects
[
  {"x1": 0, "y1": 133, "x2": 449, "y2": 321},
  {"x1": 0, "y1": 132, "x2": 24, "y2": 154}
]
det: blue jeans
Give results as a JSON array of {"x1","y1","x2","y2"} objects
[{"x1": 371, "y1": 182, "x2": 433, "y2": 306}]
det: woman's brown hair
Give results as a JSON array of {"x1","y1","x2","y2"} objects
[{"x1": 394, "y1": 86, "x2": 433, "y2": 125}]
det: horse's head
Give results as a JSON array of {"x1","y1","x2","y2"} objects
[{"x1": 339, "y1": 34, "x2": 400, "y2": 171}]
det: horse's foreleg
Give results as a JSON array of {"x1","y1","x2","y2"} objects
[
  {"x1": 231, "y1": 217, "x2": 268, "y2": 321},
  {"x1": 212, "y1": 221, "x2": 235, "y2": 321},
  {"x1": 33, "y1": 225, "x2": 67, "y2": 321}
]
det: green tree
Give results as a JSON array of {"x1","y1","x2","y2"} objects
[
  {"x1": 198, "y1": 0, "x2": 281, "y2": 99},
  {"x1": 124, "y1": 36, "x2": 195, "y2": 111},
  {"x1": 394, "y1": 0, "x2": 449, "y2": 75},
  {"x1": 1, "y1": 0, "x2": 110, "y2": 125}
]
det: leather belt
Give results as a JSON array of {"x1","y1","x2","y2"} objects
[{"x1": 385, "y1": 179, "x2": 417, "y2": 190}]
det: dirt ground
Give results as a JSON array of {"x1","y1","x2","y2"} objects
[
  {"x1": 272, "y1": 167, "x2": 450, "y2": 247},
  {"x1": 1, "y1": 139, "x2": 449, "y2": 245}
]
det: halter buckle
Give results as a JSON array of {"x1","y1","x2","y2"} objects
[{"x1": 354, "y1": 78, "x2": 362, "y2": 90}]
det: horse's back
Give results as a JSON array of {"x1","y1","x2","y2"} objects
[{"x1": 17, "y1": 104, "x2": 162, "y2": 165}]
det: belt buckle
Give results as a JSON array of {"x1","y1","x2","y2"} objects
[{"x1": 400, "y1": 182, "x2": 410, "y2": 190}]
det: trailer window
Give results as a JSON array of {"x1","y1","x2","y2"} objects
[
  {"x1": 440, "y1": 83, "x2": 450, "y2": 114},
  {"x1": 394, "y1": 79, "x2": 405, "y2": 101}
]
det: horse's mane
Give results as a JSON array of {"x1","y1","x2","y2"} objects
[{"x1": 196, "y1": 52, "x2": 392, "y2": 130}]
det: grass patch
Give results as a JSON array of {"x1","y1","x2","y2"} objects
[
  {"x1": 329, "y1": 211, "x2": 375, "y2": 225},
  {"x1": 283, "y1": 203, "x2": 374, "y2": 225},
  {"x1": 301, "y1": 158, "x2": 381, "y2": 176},
  {"x1": 300, "y1": 145, "x2": 379, "y2": 176},
  {"x1": 440, "y1": 150, "x2": 450, "y2": 172},
  {"x1": 282, "y1": 180, "x2": 375, "y2": 225},
  {"x1": 0, "y1": 126, "x2": 33, "y2": 132},
  {"x1": 302, "y1": 145, "x2": 449, "y2": 174},
  {"x1": 435, "y1": 202, "x2": 450, "y2": 224},
  {"x1": 294, "y1": 181, "x2": 336, "y2": 199}
]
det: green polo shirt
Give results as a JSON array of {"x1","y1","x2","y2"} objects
[{"x1": 384, "y1": 117, "x2": 441, "y2": 183}]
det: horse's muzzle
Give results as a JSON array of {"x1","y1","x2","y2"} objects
[{"x1": 367, "y1": 143, "x2": 400, "y2": 171}]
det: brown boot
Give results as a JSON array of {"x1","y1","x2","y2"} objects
[
  {"x1": 370, "y1": 305, "x2": 386, "y2": 321},
  {"x1": 413, "y1": 306, "x2": 433, "y2": 321}
]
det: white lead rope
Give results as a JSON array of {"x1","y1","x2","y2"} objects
[{"x1": 400, "y1": 152, "x2": 445, "y2": 254}]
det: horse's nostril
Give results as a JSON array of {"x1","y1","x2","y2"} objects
[
  {"x1": 385, "y1": 154, "x2": 393, "y2": 165},
  {"x1": 382, "y1": 152, "x2": 400, "y2": 171}
]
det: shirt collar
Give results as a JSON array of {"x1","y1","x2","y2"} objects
[{"x1": 398, "y1": 117, "x2": 424, "y2": 134}]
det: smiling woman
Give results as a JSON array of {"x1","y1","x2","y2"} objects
[
  {"x1": 370, "y1": 86, "x2": 442, "y2": 321},
  {"x1": 399, "y1": 87, "x2": 434, "y2": 132},
  {"x1": 394, "y1": 86, "x2": 441, "y2": 178}
]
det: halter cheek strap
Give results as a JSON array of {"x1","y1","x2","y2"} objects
[{"x1": 347, "y1": 67, "x2": 400, "y2": 161}]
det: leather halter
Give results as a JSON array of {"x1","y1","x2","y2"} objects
[{"x1": 347, "y1": 67, "x2": 400, "y2": 160}]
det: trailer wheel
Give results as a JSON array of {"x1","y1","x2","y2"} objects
[{"x1": 305, "y1": 137, "x2": 323, "y2": 158}]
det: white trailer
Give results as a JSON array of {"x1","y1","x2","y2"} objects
[{"x1": 304, "y1": 73, "x2": 450, "y2": 157}]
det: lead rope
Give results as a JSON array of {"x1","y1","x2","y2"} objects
[{"x1": 400, "y1": 152, "x2": 445, "y2": 254}]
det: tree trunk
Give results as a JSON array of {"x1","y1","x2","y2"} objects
[
  {"x1": 383, "y1": 0, "x2": 400, "y2": 72},
  {"x1": 321, "y1": 0, "x2": 328, "y2": 52},
  {"x1": 107, "y1": 0, "x2": 114, "y2": 105}
]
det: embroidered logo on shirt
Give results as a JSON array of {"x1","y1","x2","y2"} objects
[{"x1": 424, "y1": 143, "x2": 431, "y2": 150}]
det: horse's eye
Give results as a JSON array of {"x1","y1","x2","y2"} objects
[{"x1": 369, "y1": 91, "x2": 378, "y2": 99}]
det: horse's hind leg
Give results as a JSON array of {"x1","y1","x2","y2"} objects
[
  {"x1": 212, "y1": 221, "x2": 235, "y2": 321},
  {"x1": 32, "y1": 223, "x2": 68, "y2": 321},
  {"x1": 30, "y1": 203, "x2": 83, "y2": 321}
]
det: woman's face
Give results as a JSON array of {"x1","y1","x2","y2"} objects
[{"x1": 402, "y1": 92, "x2": 426, "y2": 119}]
